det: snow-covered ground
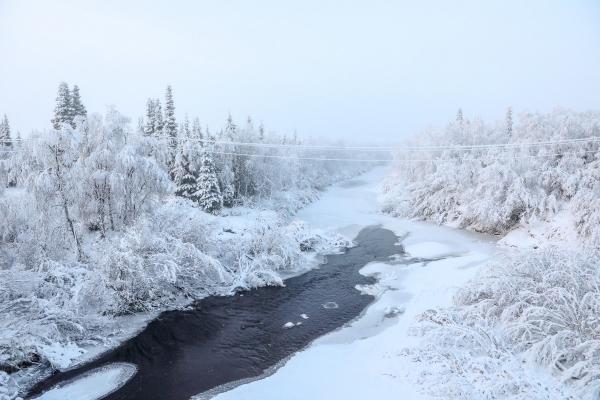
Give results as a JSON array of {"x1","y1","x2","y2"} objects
[{"x1": 207, "y1": 166, "x2": 512, "y2": 399}]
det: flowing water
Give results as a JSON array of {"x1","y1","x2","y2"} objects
[{"x1": 28, "y1": 226, "x2": 405, "y2": 400}]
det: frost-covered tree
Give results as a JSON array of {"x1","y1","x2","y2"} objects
[
  {"x1": 153, "y1": 99, "x2": 164, "y2": 135},
  {"x1": 213, "y1": 114, "x2": 238, "y2": 206},
  {"x1": 137, "y1": 116, "x2": 145, "y2": 135},
  {"x1": 456, "y1": 107, "x2": 464, "y2": 127},
  {"x1": 0, "y1": 114, "x2": 11, "y2": 147},
  {"x1": 71, "y1": 84, "x2": 87, "y2": 119},
  {"x1": 180, "y1": 115, "x2": 191, "y2": 139},
  {"x1": 223, "y1": 113, "x2": 237, "y2": 140},
  {"x1": 52, "y1": 82, "x2": 72, "y2": 129},
  {"x1": 258, "y1": 122, "x2": 265, "y2": 141},
  {"x1": 383, "y1": 108, "x2": 600, "y2": 242},
  {"x1": 195, "y1": 148, "x2": 222, "y2": 213},
  {"x1": 33, "y1": 128, "x2": 83, "y2": 259},
  {"x1": 144, "y1": 98, "x2": 156, "y2": 136},
  {"x1": 0, "y1": 90, "x2": 371, "y2": 383},
  {"x1": 192, "y1": 117, "x2": 203, "y2": 141},
  {"x1": 172, "y1": 140, "x2": 198, "y2": 201},
  {"x1": 164, "y1": 86, "x2": 177, "y2": 148},
  {"x1": 78, "y1": 108, "x2": 170, "y2": 230},
  {"x1": 505, "y1": 106, "x2": 513, "y2": 138}
]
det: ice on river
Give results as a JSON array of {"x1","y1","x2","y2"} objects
[
  {"x1": 31, "y1": 363, "x2": 136, "y2": 400},
  {"x1": 404, "y1": 241, "x2": 454, "y2": 258},
  {"x1": 209, "y1": 167, "x2": 499, "y2": 400}
]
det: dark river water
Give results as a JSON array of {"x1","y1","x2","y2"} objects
[{"x1": 28, "y1": 226, "x2": 403, "y2": 400}]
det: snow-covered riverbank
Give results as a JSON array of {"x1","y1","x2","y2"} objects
[
  {"x1": 21, "y1": 166, "x2": 581, "y2": 400},
  {"x1": 207, "y1": 167, "x2": 508, "y2": 399}
]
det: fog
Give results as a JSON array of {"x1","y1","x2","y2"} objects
[{"x1": 1, "y1": 0, "x2": 599, "y2": 142}]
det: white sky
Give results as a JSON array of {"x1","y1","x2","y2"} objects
[{"x1": 1, "y1": 0, "x2": 599, "y2": 142}]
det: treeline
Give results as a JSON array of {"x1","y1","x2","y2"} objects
[
  {"x1": 0, "y1": 83, "x2": 364, "y2": 262},
  {"x1": 0, "y1": 84, "x2": 365, "y2": 386},
  {"x1": 0, "y1": 114, "x2": 15, "y2": 148}
]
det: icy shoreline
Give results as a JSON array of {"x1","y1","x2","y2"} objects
[
  {"x1": 1, "y1": 177, "x2": 357, "y2": 400},
  {"x1": 210, "y1": 167, "x2": 502, "y2": 399},
  {"x1": 210, "y1": 166, "x2": 583, "y2": 400}
]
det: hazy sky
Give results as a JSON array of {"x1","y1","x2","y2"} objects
[{"x1": 1, "y1": 0, "x2": 599, "y2": 142}]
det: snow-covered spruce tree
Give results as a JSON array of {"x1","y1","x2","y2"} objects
[
  {"x1": 220, "y1": 113, "x2": 256, "y2": 199},
  {"x1": 153, "y1": 99, "x2": 164, "y2": 136},
  {"x1": 456, "y1": 107, "x2": 464, "y2": 127},
  {"x1": 192, "y1": 117, "x2": 203, "y2": 140},
  {"x1": 71, "y1": 84, "x2": 87, "y2": 120},
  {"x1": 137, "y1": 116, "x2": 145, "y2": 135},
  {"x1": 0, "y1": 114, "x2": 11, "y2": 147},
  {"x1": 505, "y1": 106, "x2": 513, "y2": 138},
  {"x1": 214, "y1": 114, "x2": 237, "y2": 207},
  {"x1": 233, "y1": 116, "x2": 258, "y2": 197},
  {"x1": 144, "y1": 98, "x2": 156, "y2": 136},
  {"x1": 195, "y1": 147, "x2": 222, "y2": 213},
  {"x1": 180, "y1": 115, "x2": 191, "y2": 139},
  {"x1": 164, "y1": 86, "x2": 177, "y2": 159},
  {"x1": 258, "y1": 122, "x2": 265, "y2": 141},
  {"x1": 224, "y1": 113, "x2": 237, "y2": 141},
  {"x1": 172, "y1": 140, "x2": 199, "y2": 201},
  {"x1": 51, "y1": 82, "x2": 72, "y2": 129}
]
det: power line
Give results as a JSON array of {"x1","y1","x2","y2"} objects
[
  {"x1": 3, "y1": 135, "x2": 600, "y2": 153},
  {"x1": 199, "y1": 148, "x2": 598, "y2": 163},
  {"x1": 1, "y1": 146, "x2": 597, "y2": 163},
  {"x1": 153, "y1": 135, "x2": 600, "y2": 152},
  {"x1": 201, "y1": 149, "x2": 392, "y2": 162}
]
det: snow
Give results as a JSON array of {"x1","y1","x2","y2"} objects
[
  {"x1": 404, "y1": 241, "x2": 454, "y2": 258},
  {"x1": 212, "y1": 252, "x2": 493, "y2": 400},
  {"x1": 1, "y1": 110, "x2": 365, "y2": 397},
  {"x1": 208, "y1": 166, "x2": 583, "y2": 399},
  {"x1": 209, "y1": 166, "x2": 503, "y2": 400},
  {"x1": 30, "y1": 363, "x2": 136, "y2": 400},
  {"x1": 499, "y1": 209, "x2": 580, "y2": 249}
]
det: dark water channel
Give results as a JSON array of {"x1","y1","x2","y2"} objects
[{"x1": 28, "y1": 226, "x2": 404, "y2": 400}]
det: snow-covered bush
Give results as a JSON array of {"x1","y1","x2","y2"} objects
[
  {"x1": 404, "y1": 249, "x2": 600, "y2": 399},
  {"x1": 0, "y1": 105, "x2": 364, "y2": 395},
  {"x1": 383, "y1": 109, "x2": 600, "y2": 241},
  {"x1": 384, "y1": 109, "x2": 600, "y2": 398}
]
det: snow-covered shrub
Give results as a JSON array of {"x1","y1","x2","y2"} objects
[
  {"x1": 0, "y1": 106, "x2": 365, "y2": 394},
  {"x1": 405, "y1": 249, "x2": 600, "y2": 399},
  {"x1": 385, "y1": 109, "x2": 600, "y2": 398},
  {"x1": 383, "y1": 109, "x2": 600, "y2": 241},
  {"x1": 0, "y1": 371, "x2": 19, "y2": 400}
]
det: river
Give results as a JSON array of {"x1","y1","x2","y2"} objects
[{"x1": 27, "y1": 167, "x2": 496, "y2": 400}]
